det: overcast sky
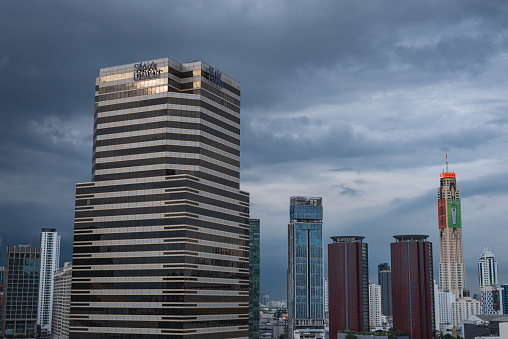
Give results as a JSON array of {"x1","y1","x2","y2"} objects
[{"x1": 1, "y1": 0, "x2": 508, "y2": 300}]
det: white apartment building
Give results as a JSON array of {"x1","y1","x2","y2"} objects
[
  {"x1": 452, "y1": 298, "x2": 482, "y2": 327},
  {"x1": 438, "y1": 291, "x2": 456, "y2": 330},
  {"x1": 369, "y1": 282, "x2": 382, "y2": 328},
  {"x1": 478, "y1": 246, "x2": 498, "y2": 289},
  {"x1": 37, "y1": 228, "x2": 60, "y2": 336},
  {"x1": 51, "y1": 262, "x2": 72, "y2": 339}
]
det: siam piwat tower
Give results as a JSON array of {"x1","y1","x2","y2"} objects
[
  {"x1": 69, "y1": 58, "x2": 249, "y2": 339},
  {"x1": 437, "y1": 158, "x2": 466, "y2": 299}
]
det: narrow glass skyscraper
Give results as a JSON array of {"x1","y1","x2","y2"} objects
[
  {"x1": 70, "y1": 58, "x2": 249, "y2": 338},
  {"x1": 287, "y1": 196, "x2": 324, "y2": 338},
  {"x1": 377, "y1": 263, "x2": 392, "y2": 316},
  {"x1": 248, "y1": 219, "x2": 260, "y2": 339},
  {"x1": 38, "y1": 228, "x2": 60, "y2": 338}
]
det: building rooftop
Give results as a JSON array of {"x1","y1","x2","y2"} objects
[
  {"x1": 393, "y1": 235, "x2": 429, "y2": 242},
  {"x1": 330, "y1": 236, "x2": 365, "y2": 243},
  {"x1": 290, "y1": 196, "x2": 322, "y2": 206}
]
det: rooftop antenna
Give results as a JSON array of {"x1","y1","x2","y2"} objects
[{"x1": 446, "y1": 154, "x2": 449, "y2": 172}]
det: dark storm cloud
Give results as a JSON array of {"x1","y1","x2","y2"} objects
[{"x1": 2, "y1": 0, "x2": 508, "y2": 298}]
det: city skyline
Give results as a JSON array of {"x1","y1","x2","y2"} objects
[{"x1": 2, "y1": 1, "x2": 508, "y2": 301}]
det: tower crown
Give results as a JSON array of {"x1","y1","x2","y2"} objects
[{"x1": 440, "y1": 172, "x2": 456, "y2": 179}]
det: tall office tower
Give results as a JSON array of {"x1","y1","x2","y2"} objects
[
  {"x1": 478, "y1": 246, "x2": 498, "y2": 289},
  {"x1": 369, "y1": 282, "x2": 382, "y2": 329},
  {"x1": 52, "y1": 262, "x2": 72, "y2": 339},
  {"x1": 391, "y1": 235, "x2": 435, "y2": 339},
  {"x1": 1, "y1": 245, "x2": 41, "y2": 338},
  {"x1": 288, "y1": 196, "x2": 324, "y2": 338},
  {"x1": 70, "y1": 58, "x2": 250, "y2": 338},
  {"x1": 328, "y1": 236, "x2": 369, "y2": 338},
  {"x1": 377, "y1": 263, "x2": 392, "y2": 316},
  {"x1": 249, "y1": 219, "x2": 260, "y2": 339},
  {"x1": 38, "y1": 228, "x2": 60, "y2": 337},
  {"x1": 438, "y1": 159, "x2": 466, "y2": 299}
]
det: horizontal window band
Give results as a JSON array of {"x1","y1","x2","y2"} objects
[
  {"x1": 97, "y1": 128, "x2": 240, "y2": 151},
  {"x1": 98, "y1": 104, "x2": 239, "y2": 130},
  {"x1": 96, "y1": 142, "x2": 239, "y2": 163},
  {"x1": 95, "y1": 152, "x2": 239, "y2": 173},
  {"x1": 97, "y1": 96, "x2": 240, "y2": 120},
  {"x1": 94, "y1": 164, "x2": 239, "y2": 183},
  {"x1": 98, "y1": 115, "x2": 239, "y2": 138},
  {"x1": 97, "y1": 121, "x2": 239, "y2": 146}
]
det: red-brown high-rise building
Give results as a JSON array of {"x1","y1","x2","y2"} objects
[
  {"x1": 328, "y1": 236, "x2": 369, "y2": 338},
  {"x1": 391, "y1": 235, "x2": 435, "y2": 339}
]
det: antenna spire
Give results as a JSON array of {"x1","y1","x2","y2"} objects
[{"x1": 446, "y1": 154, "x2": 448, "y2": 172}]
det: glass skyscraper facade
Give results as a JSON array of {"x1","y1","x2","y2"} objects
[
  {"x1": 70, "y1": 57, "x2": 249, "y2": 338},
  {"x1": 1, "y1": 245, "x2": 41, "y2": 338},
  {"x1": 248, "y1": 219, "x2": 260, "y2": 339},
  {"x1": 377, "y1": 263, "x2": 392, "y2": 316},
  {"x1": 287, "y1": 196, "x2": 324, "y2": 337}
]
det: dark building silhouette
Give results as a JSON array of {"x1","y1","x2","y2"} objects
[
  {"x1": 378, "y1": 263, "x2": 392, "y2": 316},
  {"x1": 1, "y1": 245, "x2": 41, "y2": 338},
  {"x1": 328, "y1": 236, "x2": 369, "y2": 338},
  {"x1": 249, "y1": 219, "x2": 260, "y2": 339},
  {"x1": 391, "y1": 235, "x2": 435, "y2": 339}
]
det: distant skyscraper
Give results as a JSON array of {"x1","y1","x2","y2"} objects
[
  {"x1": 1, "y1": 245, "x2": 41, "y2": 338},
  {"x1": 51, "y1": 262, "x2": 72, "y2": 339},
  {"x1": 438, "y1": 291, "x2": 456, "y2": 330},
  {"x1": 328, "y1": 236, "x2": 369, "y2": 337},
  {"x1": 249, "y1": 219, "x2": 260, "y2": 339},
  {"x1": 434, "y1": 280, "x2": 439, "y2": 334},
  {"x1": 288, "y1": 196, "x2": 324, "y2": 337},
  {"x1": 478, "y1": 246, "x2": 498, "y2": 289},
  {"x1": 478, "y1": 246, "x2": 501, "y2": 315},
  {"x1": 369, "y1": 282, "x2": 382, "y2": 329},
  {"x1": 501, "y1": 284, "x2": 508, "y2": 315},
  {"x1": 451, "y1": 298, "x2": 481, "y2": 327},
  {"x1": 438, "y1": 158, "x2": 466, "y2": 299},
  {"x1": 38, "y1": 228, "x2": 60, "y2": 337},
  {"x1": 70, "y1": 58, "x2": 250, "y2": 338},
  {"x1": 391, "y1": 235, "x2": 435, "y2": 339},
  {"x1": 323, "y1": 278, "x2": 329, "y2": 315},
  {"x1": 377, "y1": 263, "x2": 392, "y2": 316},
  {"x1": 480, "y1": 286, "x2": 504, "y2": 315}
]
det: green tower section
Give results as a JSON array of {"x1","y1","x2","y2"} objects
[
  {"x1": 447, "y1": 199, "x2": 462, "y2": 228},
  {"x1": 249, "y1": 219, "x2": 260, "y2": 339}
]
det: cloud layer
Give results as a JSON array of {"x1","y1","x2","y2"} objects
[{"x1": 2, "y1": 0, "x2": 508, "y2": 300}]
